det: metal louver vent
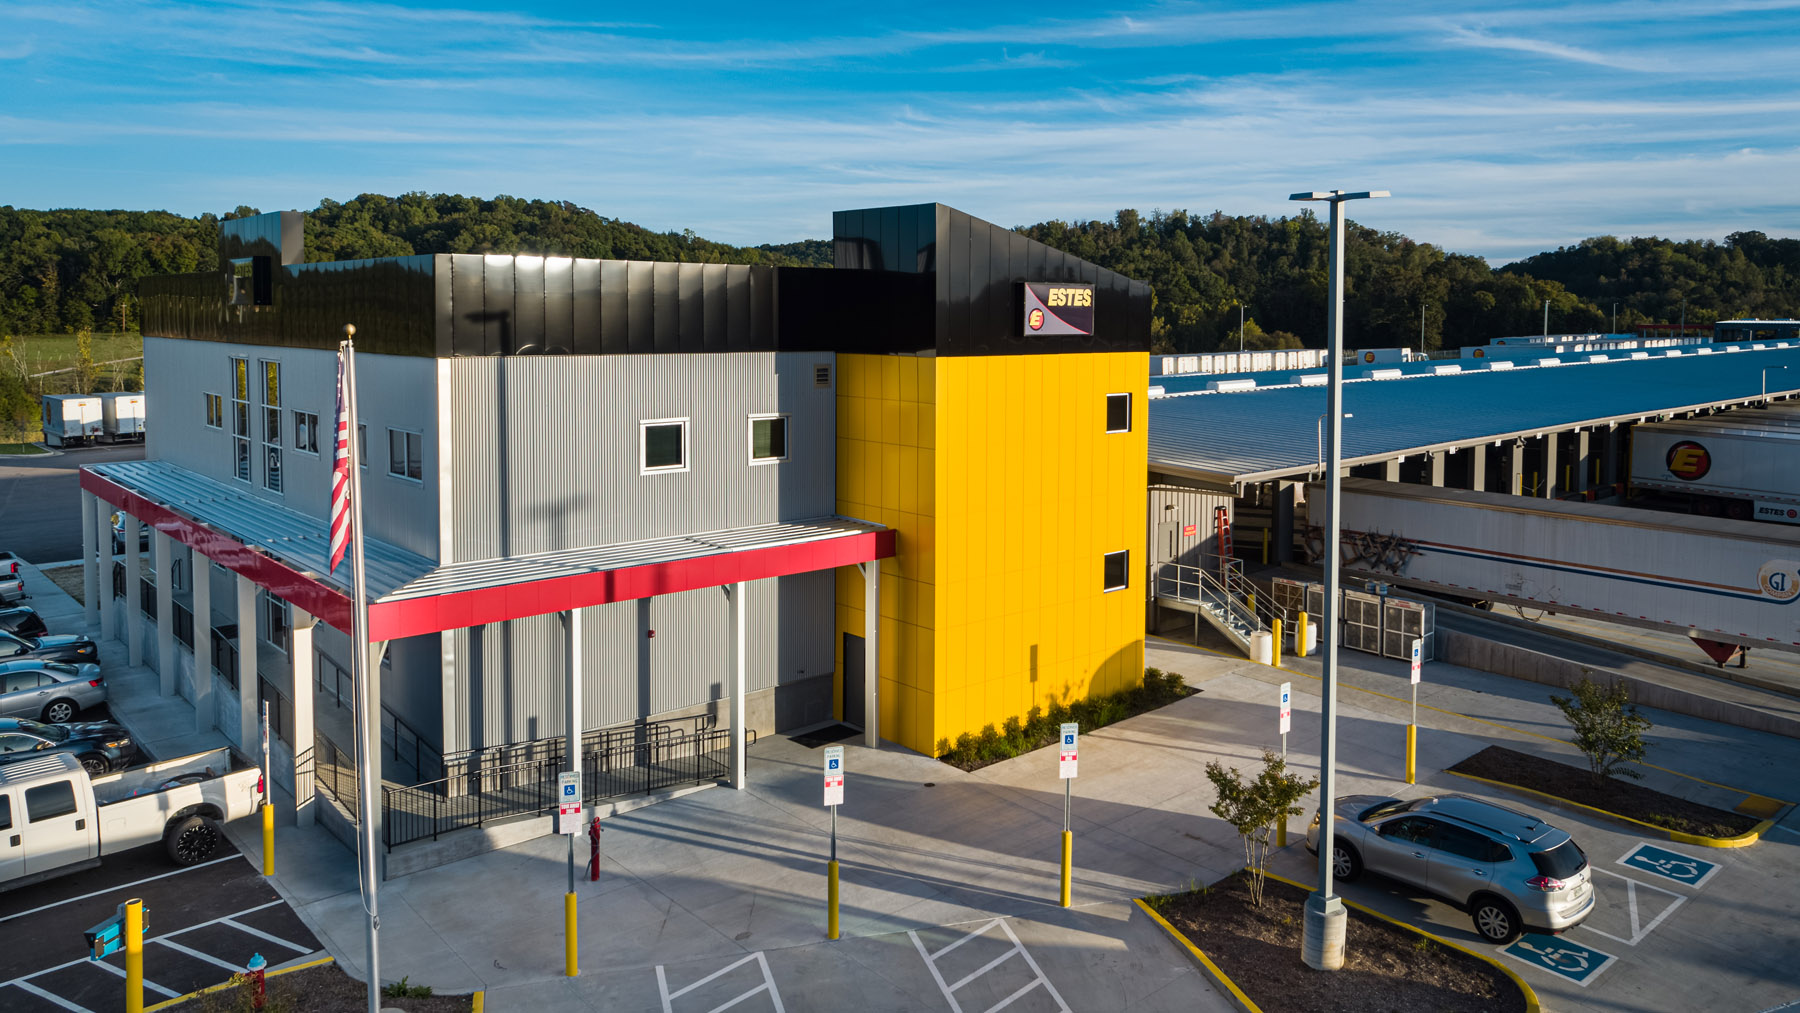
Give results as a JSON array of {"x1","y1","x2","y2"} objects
[{"x1": 814, "y1": 363, "x2": 832, "y2": 389}]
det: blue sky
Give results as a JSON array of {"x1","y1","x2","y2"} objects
[{"x1": 3, "y1": 0, "x2": 1798, "y2": 263}]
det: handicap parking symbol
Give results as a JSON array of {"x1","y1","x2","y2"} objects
[
  {"x1": 1618, "y1": 842, "x2": 1720, "y2": 888},
  {"x1": 1503, "y1": 933, "x2": 1615, "y2": 986},
  {"x1": 563, "y1": 783, "x2": 577, "y2": 797}
]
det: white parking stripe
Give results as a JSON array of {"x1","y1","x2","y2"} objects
[
  {"x1": 156, "y1": 938, "x2": 246, "y2": 974},
  {"x1": 220, "y1": 917, "x2": 310, "y2": 953},
  {"x1": 0, "y1": 855, "x2": 239, "y2": 924},
  {"x1": 89, "y1": 958, "x2": 181, "y2": 998},
  {"x1": 11, "y1": 979, "x2": 93, "y2": 1012}
]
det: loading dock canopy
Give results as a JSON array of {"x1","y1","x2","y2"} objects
[
  {"x1": 82, "y1": 461, "x2": 893, "y2": 640},
  {"x1": 1148, "y1": 346, "x2": 1800, "y2": 488}
]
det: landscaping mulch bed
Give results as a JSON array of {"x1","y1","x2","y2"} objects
[
  {"x1": 1448, "y1": 744, "x2": 1757, "y2": 838},
  {"x1": 167, "y1": 963, "x2": 472, "y2": 1012},
  {"x1": 1154, "y1": 873, "x2": 1525, "y2": 1013}
]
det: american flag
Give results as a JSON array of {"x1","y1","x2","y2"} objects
[{"x1": 328, "y1": 348, "x2": 351, "y2": 573}]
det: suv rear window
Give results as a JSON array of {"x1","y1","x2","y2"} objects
[{"x1": 1531, "y1": 840, "x2": 1587, "y2": 879}]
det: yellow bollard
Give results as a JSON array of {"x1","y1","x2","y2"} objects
[
  {"x1": 1277, "y1": 818, "x2": 1287, "y2": 849},
  {"x1": 1297, "y1": 612, "x2": 1309, "y2": 658},
  {"x1": 1271, "y1": 619, "x2": 1282, "y2": 669},
  {"x1": 261, "y1": 803, "x2": 274, "y2": 876},
  {"x1": 827, "y1": 860, "x2": 841, "y2": 939},
  {"x1": 564, "y1": 892, "x2": 578, "y2": 977},
  {"x1": 1060, "y1": 830, "x2": 1073, "y2": 908},
  {"x1": 1405, "y1": 724, "x2": 1417, "y2": 785},
  {"x1": 1261, "y1": 527, "x2": 1270, "y2": 565},
  {"x1": 1247, "y1": 592, "x2": 1256, "y2": 612},
  {"x1": 125, "y1": 898, "x2": 144, "y2": 1013}
]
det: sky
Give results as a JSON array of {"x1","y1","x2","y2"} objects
[{"x1": 2, "y1": 0, "x2": 1798, "y2": 264}]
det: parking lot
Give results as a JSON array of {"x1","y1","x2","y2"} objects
[
  {"x1": 0, "y1": 837, "x2": 322, "y2": 1012},
  {"x1": 1268, "y1": 779, "x2": 1800, "y2": 1013}
]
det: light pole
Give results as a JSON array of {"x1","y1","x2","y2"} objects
[
  {"x1": 1542, "y1": 299, "x2": 1550, "y2": 337},
  {"x1": 1290, "y1": 187, "x2": 1388, "y2": 972},
  {"x1": 1612, "y1": 302, "x2": 1619, "y2": 335}
]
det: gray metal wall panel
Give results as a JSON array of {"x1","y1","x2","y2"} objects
[
  {"x1": 1147, "y1": 484, "x2": 1235, "y2": 567},
  {"x1": 513, "y1": 256, "x2": 546, "y2": 351},
  {"x1": 570, "y1": 258, "x2": 601, "y2": 355},
  {"x1": 444, "y1": 572, "x2": 833, "y2": 751},
  {"x1": 142, "y1": 337, "x2": 439, "y2": 560},
  {"x1": 445, "y1": 352, "x2": 836, "y2": 562}
]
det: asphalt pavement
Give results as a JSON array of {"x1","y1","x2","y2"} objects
[{"x1": 0, "y1": 443, "x2": 145, "y2": 563}]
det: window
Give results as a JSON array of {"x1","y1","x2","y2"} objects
[
  {"x1": 1379, "y1": 816, "x2": 1437, "y2": 845},
  {"x1": 1105, "y1": 392, "x2": 1132, "y2": 433},
  {"x1": 261, "y1": 361, "x2": 282, "y2": 493},
  {"x1": 264, "y1": 592, "x2": 291, "y2": 654},
  {"x1": 1432, "y1": 824, "x2": 1494, "y2": 861},
  {"x1": 204, "y1": 393, "x2": 223, "y2": 429},
  {"x1": 293, "y1": 410, "x2": 319, "y2": 454},
  {"x1": 3, "y1": 671, "x2": 44, "y2": 693},
  {"x1": 0, "y1": 733, "x2": 35, "y2": 754},
  {"x1": 26, "y1": 780, "x2": 78, "y2": 822},
  {"x1": 748, "y1": 414, "x2": 788, "y2": 464},
  {"x1": 230, "y1": 358, "x2": 251, "y2": 483},
  {"x1": 1102, "y1": 550, "x2": 1129, "y2": 592},
  {"x1": 388, "y1": 428, "x2": 423, "y2": 481},
  {"x1": 358, "y1": 424, "x2": 368, "y2": 468},
  {"x1": 0, "y1": 794, "x2": 11, "y2": 831},
  {"x1": 640, "y1": 418, "x2": 688, "y2": 474}
]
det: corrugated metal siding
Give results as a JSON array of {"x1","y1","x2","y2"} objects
[
  {"x1": 445, "y1": 352, "x2": 836, "y2": 561},
  {"x1": 1147, "y1": 485, "x2": 1234, "y2": 568},
  {"x1": 444, "y1": 571, "x2": 832, "y2": 751},
  {"x1": 142, "y1": 336, "x2": 440, "y2": 561}
]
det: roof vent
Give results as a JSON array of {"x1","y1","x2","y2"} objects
[
  {"x1": 1488, "y1": 361, "x2": 1515, "y2": 371},
  {"x1": 1298, "y1": 373, "x2": 1327, "y2": 387}
]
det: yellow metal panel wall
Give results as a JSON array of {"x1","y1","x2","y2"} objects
[{"x1": 836, "y1": 350, "x2": 1147, "y2": 756}]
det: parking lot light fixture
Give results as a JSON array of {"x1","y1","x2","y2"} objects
[{"x1": 1289, "y1": 186, "x2": 1389, "y2": 972}]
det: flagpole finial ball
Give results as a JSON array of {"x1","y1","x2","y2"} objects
[{"x1": 343, "y1": 324, "x2": 356, "y2": 338}]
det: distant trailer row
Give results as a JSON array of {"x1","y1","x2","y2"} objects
[{"x1": 41, "y1": 393, "x2": 145, "y2": 447}]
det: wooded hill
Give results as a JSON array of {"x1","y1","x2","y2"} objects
[{"x1": 2, "y1": 193, "x2": 1795, "y2": 354}]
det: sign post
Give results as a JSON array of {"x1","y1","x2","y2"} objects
[
  {"x1": 1058, "y1": 723, "x2": 1077, "y2": 907},
  {"x1": 1407, "y1": 639, "x2": 1423, "y2": 784},
  {"x1": 558, "y1": 768, "x2": 582, "y2": 977},
  {"x1": 260, "y1": 702, "x2": 274, "y2": 876},
  {"x1": 1278, "y1": 683, "x2": 1292, "y2": 846},
  {"x1": 823, "y1": 745, "x2": 844, "y2": 939}
]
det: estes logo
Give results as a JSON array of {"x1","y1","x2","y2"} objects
[
  {"x1": 1028, "y1": 308, "x2": 1045, "y2": 331},
  {"x1": 1665, "y1": 440, "x2": 1711, "y2": 481},
  {"x1": 1045, "y1": 287, "x2": 1092, "y2": 308}
]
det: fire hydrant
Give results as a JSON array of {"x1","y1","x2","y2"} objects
[
  {"x1": 245, "y1": 952, "x2": 267, "y2": 1010},
  {"x1": 587, "y1": 815, "x2": 603, "y2": 882}
]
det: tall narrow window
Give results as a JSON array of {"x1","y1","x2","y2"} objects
[
  {"x1": 358, "y1": 423, "x2": 368, "y2": 468},
  {"x1": 230, "y1": 358, "x2": 250, "y2": 482},
  {"x1": 204, "y1": 392, "x2": 223, "y2": 429},
  {"x1": 748, "y1": 414, "x2": 789, "y2": 464},
  {"x1": 640, "y1": 418, "x2": 688, "y2": 474},
  {"x1": 1102, "y1": 550, "x2": 1129, "y2": 592},
  {"x1": 1105, "y1": 392, "x2": 1132, "y2": 434},
  {"x1": 261, "y1": 360, "x2": 282, "y2": 492},
  {"x1": 264, "y1": 592, "x2": 291, "y2": 653}
]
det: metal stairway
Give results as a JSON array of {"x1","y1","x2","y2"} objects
[{"x1": 1151, "y1": 555, "x2": 1281, "y2": 656}]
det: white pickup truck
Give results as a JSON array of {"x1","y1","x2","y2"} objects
[{"x1": 1, "y1": 746, "x2": 262, "y2": 891}]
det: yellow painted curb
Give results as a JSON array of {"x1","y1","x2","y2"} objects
[
  {"x1": 1445, "y1": 769, "x2": 1771, "y2": 848},
  {"x1": 473, "y1": 990, "x2": 485, "y2": 1012},
  {"x1": 144, "y1": 955, "x2": 336, "y2": 1012},
  {"x1": 1261, "y1": 871, "x2": 1542, "y2": 1013},
  {"x1": 1133, "y1": 898, "x2": 1264, "y2": 1013}
]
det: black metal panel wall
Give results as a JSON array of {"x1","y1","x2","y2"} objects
[
  {"x1": 831, "y1": 202, "x2": 1152, "y2": 357},
  {"x1": 217, "y1": 211, "x2": 304, "y2": 270}
]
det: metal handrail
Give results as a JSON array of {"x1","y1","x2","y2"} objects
[{"x1": 1153, "y1": 560, "x2": 1269, "y2": 641}]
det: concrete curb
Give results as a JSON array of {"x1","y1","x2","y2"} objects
[
  {"x1": 1261, "y1": 871, "x2": 1542, "y2": 1013},
  {"x1": 1132, "y1": 898, "x2": 1264, "y2": 1013},
  {"x1": 1444, "y1": 769, "x2": 1776, "y2": 848}
]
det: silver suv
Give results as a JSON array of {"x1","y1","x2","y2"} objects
[{"x1": 1306, "y1": 794, "x2": 1594, "y2": 943}]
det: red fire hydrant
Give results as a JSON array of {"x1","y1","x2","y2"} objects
[
  {"x1": 588, "y1": 815, "x2": 603, "y2": 882},
  {"x1": 245, "y1": 953, "x2": 267, "y2": 1010}
]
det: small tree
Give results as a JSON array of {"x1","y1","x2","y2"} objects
[
  {"x1": 1551, "y1": 676, "x2": 1652, "y2": 787},
  {"x1": 74, "y1": 328, "x2": 97, "y2": 393},
  {"x1": 1205, "y1": 749, "x2": 1319, "y2": 907}
]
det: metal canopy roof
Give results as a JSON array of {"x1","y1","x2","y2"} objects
[
  {"x1": 83, "y1": 460, "x2": 893, "y2": 641},
  {"x1": 1148, "y1": 345, "x2": 1800, "y2": 488}
]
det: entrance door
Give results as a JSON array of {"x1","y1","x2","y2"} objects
[{"x1": 842, "y1": 633, "x2": 865, "y2": 728}]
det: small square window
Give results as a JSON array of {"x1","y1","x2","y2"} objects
[
  {"x1": 641, "y1": 418, "x2": 688, "y2": 473},
  {"x1": 293, "y1": 410, "x2": 319, "y2": 454},
  {"x1": 1105, "y1": 392, "x2": 1132, "y2": 434},
  {"x1": 1102, "y1": 550, "x2": 1129, "y2": 592},
  {"x1": 748, "y1": 414, "x2": 788, "y2": 464},
  {"x1": 387, "y1": 428, "x2": 423, "y2": 481}
]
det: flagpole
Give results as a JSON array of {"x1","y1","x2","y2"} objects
[{"x1": 342, "y1": 325, "x2": 382, "y2": 1013}]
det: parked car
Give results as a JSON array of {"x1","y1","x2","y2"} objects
[
  {"x1": 0, "y1": 606, "x2": 48, "y2": 638},
  {"x1": 1306, "y1": 794, "x2": 1594, "y2": 944},
  {"x1": 0, "y1": 629, "x2": 99, "y2": 663},
  {"x1": 0, "y1": 557, "x2": 22, "y2": 604},
  {"x1": 0, "y1": 659, "x2": 105, "y2": 722},
  {"x1": 0, "y1": 717, "x2": 137, "y2": 775}
]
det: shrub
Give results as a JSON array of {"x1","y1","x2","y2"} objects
[
  {"x1": 1551, "y1": 675, "x2": 1653, "y2": 787},
  {"x1": 1204, "y1": 750, "x2": 1319, "y2": 908},
  {"x1": 935, "y1": 667, "x2": 1197, "y2": 771}
]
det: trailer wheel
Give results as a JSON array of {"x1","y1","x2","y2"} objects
[{"x1": 165, "y1": 814, "x2": 223, "y2": 865}]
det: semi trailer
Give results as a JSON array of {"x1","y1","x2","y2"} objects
[{"x1": 1629, "y1": 406, "x2": 1800, "y2": 523}]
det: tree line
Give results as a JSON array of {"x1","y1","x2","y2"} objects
[{"x1": 2, "y1": 194, "x2": 1796, "y2": 356}]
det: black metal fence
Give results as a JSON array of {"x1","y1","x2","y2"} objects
[
  {"x1": 382, "y1": 723, "x2": 738, "y2": 849},
  {"x1": 316, "y1": 731, "x2": 358, "y2": 813}
]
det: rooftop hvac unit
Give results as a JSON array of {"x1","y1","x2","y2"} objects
[
  {"x1": 1298, "y1": 373, "x2": 1327, "y2": 387},
  {"x1": 1488, "y1": 361, "x2": 1515, "y2": 371}
]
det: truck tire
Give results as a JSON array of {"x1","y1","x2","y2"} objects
[
  {"x1": 41, "y1": 698, "x2": 78, "y2": 723},
  {"x1": 165, "y1": 814, "x2": 223, "y2": 865}
]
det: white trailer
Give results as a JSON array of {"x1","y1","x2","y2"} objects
[
  {"x1": 100, "y1": 391, "x2": 146, "y2": 442},
  {"x1": 1306, "y1": 478, "x2": 1800, "y2": 654},
  {"x1": 1630, "y1": 412, "x2": 1800, "y2": 523},
  {"x1": 0, "y1": 746, "x2": 261, "y2": 891},
  {"x1": 40, "y1": 394, "x2": 103, "y2": 447}
]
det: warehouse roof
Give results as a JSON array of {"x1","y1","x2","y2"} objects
[{"x1": 1148, "y1": 344, "x2": 1800, "y2": 488}]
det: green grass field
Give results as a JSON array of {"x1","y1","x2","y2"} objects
[
  {"x1": 5, "y1": 332, "x2": 143, "y2": 377},
  {"x1": 0, "y1": 332, "x2": 144, "y2": 443}
]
